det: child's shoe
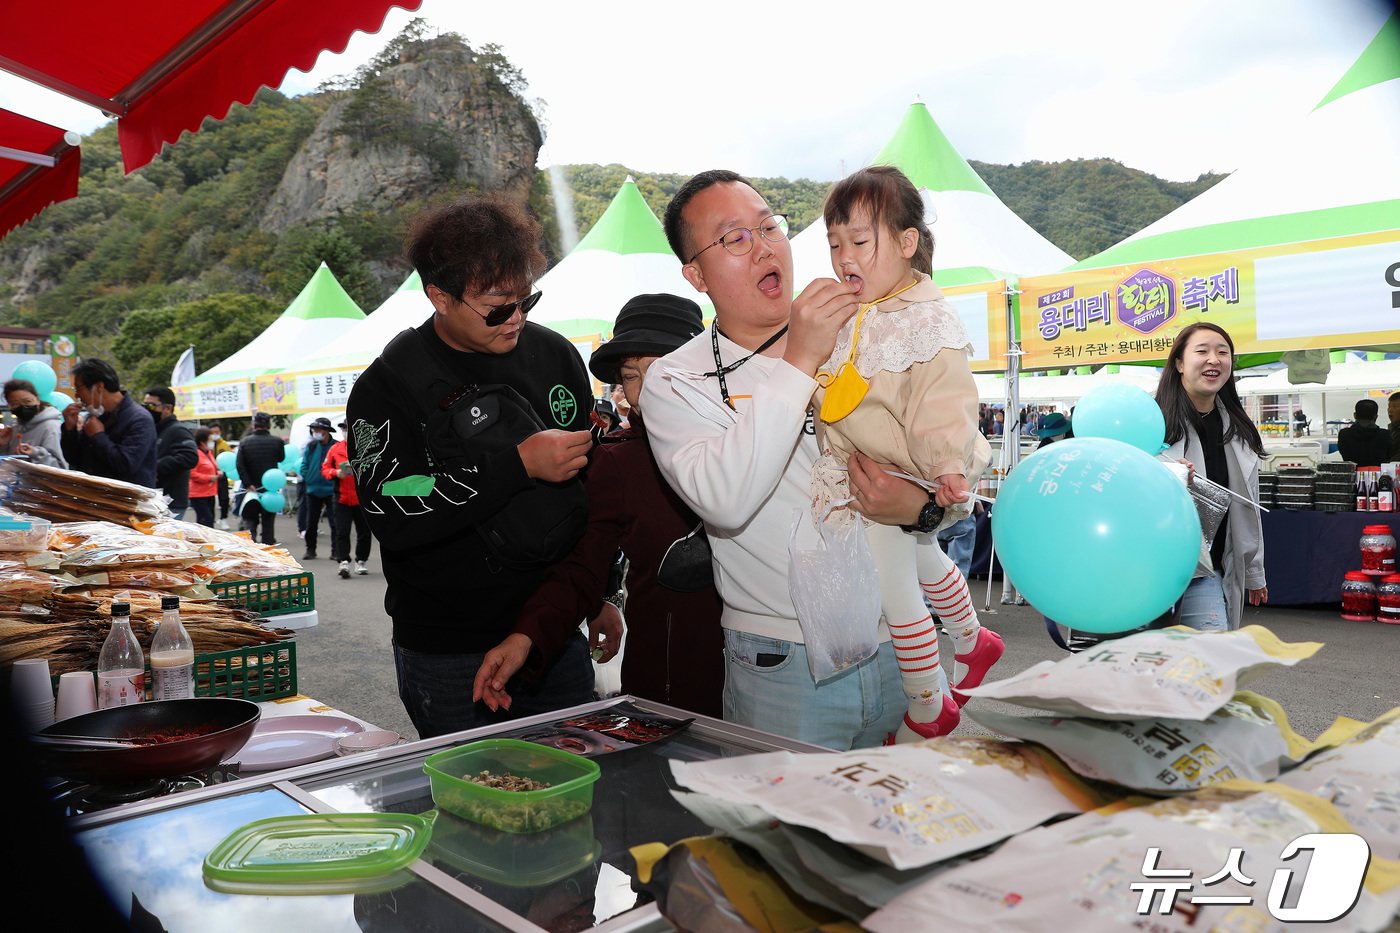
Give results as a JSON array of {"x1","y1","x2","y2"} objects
[
  {"x1": 951, "y1": 628, "x2": 1005, "y2": 706},
  {"x1": 893, "y1": 694, "x2": 961, "y2": 743}
]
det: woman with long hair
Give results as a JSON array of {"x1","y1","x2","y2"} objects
[{"x1": 1155, "y1": 322, "x2": 1267, "y2": 631}]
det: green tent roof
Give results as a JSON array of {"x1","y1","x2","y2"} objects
[
  {"x1": 574, "y1": 176, "x2": 672, "y2": 255},
  {"x1": 1315, "y1": 12, "x2": 1400, "y2": 110},
  {"x1": 394, "y1": 269, "x2": 422, "y2": 293},
  {"x1": 283, "y1": 262, "x2": 366, "y2": 320},
  {"x1": 871, "y1": 101, "x2": 993, "y2": 196}
]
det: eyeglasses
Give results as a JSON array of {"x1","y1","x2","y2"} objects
[
  {"x1": 460, "y1": 289, "x2": 543, "y2": 327},
  {"x1": 688, "y1": 214, "x2": 790, "y2": 264}
]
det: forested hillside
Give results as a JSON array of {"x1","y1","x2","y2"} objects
[{"x1": 0, "y1": 23, "x2": 1223, "y2": 392}]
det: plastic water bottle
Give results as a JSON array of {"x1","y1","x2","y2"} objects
[
  {"x1": 150, "y1": 595, "x2": 195, "y2": 701},
  {"x1": 98, "y1": 601, "x2": 145, "y2": 708}
]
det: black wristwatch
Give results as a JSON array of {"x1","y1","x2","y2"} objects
[{"x1": 900, "y1": 492, "x2": 944, "y2": 534}]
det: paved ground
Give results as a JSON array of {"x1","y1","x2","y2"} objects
[{"x1": 292, "y1": 545, "x2": 1400, "y2": 743}]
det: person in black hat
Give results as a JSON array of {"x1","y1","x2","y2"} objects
[
  {"x1": 1034, "y1": 410, "x2": 1072, "y2": 449},
  {"x1": 235, "y1": 411, "x2": 286, "y2": 544},
  {"x1": 297, "y1": 417, "x2": 338, "y2": 560},
  {"x1": 474, "y1": 293, "x2": 727, "y2": 718}
]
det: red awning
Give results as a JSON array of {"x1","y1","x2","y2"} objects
[
  {"x1": 0, "y1": 0, "x2": 422, "y2": 174},
  {"x1": 0, "y1": 109, "x2": 80, "y2": 238}
]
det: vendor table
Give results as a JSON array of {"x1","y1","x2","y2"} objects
[
  {"x1": 66, "y1": 696, "x2": 820, "y2": 933},
  {"x1": 1261, "y1": 511, "x2": 1400, "y2": 605}
]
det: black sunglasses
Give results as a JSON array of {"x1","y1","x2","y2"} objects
[{"x1": 461, "y1": 290, "x2": 543, "y2": 327}]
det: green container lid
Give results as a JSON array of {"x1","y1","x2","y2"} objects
[{"x1": 203, "y1": 813, "x2": 431, "y2": 895}]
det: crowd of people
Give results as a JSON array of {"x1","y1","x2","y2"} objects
[{"x1": 7, "y1": 167, "x2": 1396, "y2": 753}]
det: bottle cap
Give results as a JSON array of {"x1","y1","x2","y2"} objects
[
  {"x1": 161, "y1": 596, "x2": 180, "y2": 610},
  {"x1": 1363, "y1": 525, "x2": 1394, "y2": 535},
  {"x1": 1344, "y1": 571, "x2": 1375, "y2": 582},
  {"x1": 111, "y1": 601, "x2": 131, "y2": 616}
]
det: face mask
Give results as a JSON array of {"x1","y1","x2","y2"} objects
[
  {"x1": 85, "y1": 402, "x2": 105, "y2": 419},
  {"x1": 13, "y1": 405, "x2": 40, "y2": 422},
  {"x1": 205, "y1": 441, "x2": 215, "y2": 450},
  {"x1": 148, "y1": 407, "x2": 161, "y2": 423},
  {"x1": 210, "y1": 434, "x2": 220, "y2": 442}
]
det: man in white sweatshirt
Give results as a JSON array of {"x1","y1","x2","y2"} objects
[{"x1": 641, "y1": 170, "x2": 931, "y2": 749}]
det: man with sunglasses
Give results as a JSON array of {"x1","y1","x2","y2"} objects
[
  {"x1": 641, "y1": 170, "x2": 933, "y2": 750},
  {"x1": 345, "y1": 194, "x2": 596, "y2": 739}
]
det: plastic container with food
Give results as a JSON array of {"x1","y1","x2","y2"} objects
[
  {"x1": 422, "y1": 738, "x2": 600, "y2": 833},
  {"x1": 425, "y1": 809, "x2": 601, "y2": 886}
]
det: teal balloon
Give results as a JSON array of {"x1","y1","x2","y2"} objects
[
  {"x1": 1070, "y1": 384, "x2": 1167, "y2": 454},
  {"x1": 261, "y1": 468, "x2": 287, "y2": 491},
  {"x1": 12, "y1": 361, "x2": 56, "y2": 396},
  {"x1": 216, "y1": 451, "x2": 238, "y2": 473},
  {"x1": 46, "y1": 391, "x2": 73, "y2": 410},
  {"x1": 991, "y1": 437, "x2": 1200, "y2": 634},
  {"x1": 258, "y1": 490, "x2": 286, "y2": 512}
]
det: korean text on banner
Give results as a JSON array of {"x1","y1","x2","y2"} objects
[
  {"x1": 1017, "y1": 231, "x2": 1400, "y2": 370},
  {"x1": 255, "y1": 368, "x2": 365, "y2": 416}
]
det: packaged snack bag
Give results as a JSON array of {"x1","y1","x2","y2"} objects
[
  {"x1": 1278, "y1": 706, "x2": 1400, "y2": 859},
  {"x1": 671, "y1": 737, "x2": 1107, "y2": 870},
  {"x1": 971, "y1": 691, "x2": 1319, "y2": 795},
  {"x1": 961, "y1": 625, "x2": 1321, "y2": 720},
  {"x1": 866, "y1": 782, "x2": 1400, "y2": 933}
]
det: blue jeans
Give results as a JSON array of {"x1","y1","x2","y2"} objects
[
  {"x1": 722, "y1": 629, "x2": 905, "y2": 750},
  {"x1": 937, "y1": 516, "x2": 977, "y2": 579},
  {"x1": 1177, "y1": 575, "x2": 1229, "y2": 632},
  {"x1": 393, "y1": 631, "x2": 595, "y2": 739}
]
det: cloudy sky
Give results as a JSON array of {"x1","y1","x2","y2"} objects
[{"x1": 1, "y1": 0, "x2": 1392, "y2": 182}]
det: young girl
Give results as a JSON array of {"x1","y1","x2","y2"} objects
[{"x1": 811, "y1": 165, "x2": 1002, "y2": 743}]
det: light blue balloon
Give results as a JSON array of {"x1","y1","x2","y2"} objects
[
  {"x1": 261, "y1": 468, "x2": 287, "y2": 491},
  {"x1": 46, "y1": 391, "x2": 73, "y2": 410},
  {"x1": 258, "y1": 490, "x2": 286, "y2": 513},
  {"x1": 1070, "y1": 384, "x2": 1167, "y2": 455},
  {"x1": 216, "y1": 451, "x2": 238, "y2": 473},
  {"x1": 991, "y1": 437, "x2": 1200, "y2": 634},
  {"x1": 12, "y1": 361, "x2": 57, "y2": 397}
]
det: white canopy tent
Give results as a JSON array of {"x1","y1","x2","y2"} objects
[{"x1": 296, "y1": 269, "x2": 432, "y2": 372}]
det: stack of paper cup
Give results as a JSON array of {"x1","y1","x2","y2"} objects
[
  {"x1": 9, "y1": 658, "x2": 55, "y2": 732},
  {"x1": 55, "y1": 672, "x2": 98, "y2": 722}
]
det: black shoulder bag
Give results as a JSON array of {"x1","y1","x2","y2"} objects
[{"x1": 379, "y1": 328, "x2": 588, "y2": 571}]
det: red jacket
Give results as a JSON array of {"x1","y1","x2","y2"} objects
[
  {"x1": 188, "y1": 447, "x2": 218, "y2": 499},
  {"x1": 512, "y1": 414, "x2": 724, "y2": 717},
  {"x1": 321, "y1": 440, "x2": 359, "y2": 506}
]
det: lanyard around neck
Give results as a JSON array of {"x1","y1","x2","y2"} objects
[
  {"x1": 819, "y1": 275, "x2": 922, "y2": 382},
  {"x1": 707, "y1": 324, "x2": 788, "y2": 410}
]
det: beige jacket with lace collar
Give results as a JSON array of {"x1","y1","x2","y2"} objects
[{"x1": 812, "y1": 271, "x2": 991, "y2": 486}]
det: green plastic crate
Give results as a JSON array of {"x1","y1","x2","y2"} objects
[
  {"x1": 210, "y1": 572, "x2": 314, "y2": 617},
  {"x1": 195, "y1": 641, "x2": 298, "y2": 700},
  {"x1": 45, "y1": 641, "x2": 297, "y2": 701}
]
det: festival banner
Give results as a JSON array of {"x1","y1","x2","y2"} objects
[
  {"x1": 1017, "y1": 230, "x2": 1399, "y2": 370},
  {"x1": 941, "y1": 279, "x2": 1011, "y2": 374},
  {"x1": 254, "y1": 367, "x2": 366, "y2": 416},
  {"x1": 49, "y1": 333, "x2": 76, "y2": 393},
  {"x1": 174, "y1": 379, "x2": 252, "y2": 420}
]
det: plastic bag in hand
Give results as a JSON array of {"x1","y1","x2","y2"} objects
[{"x1": 787, "y1": 508, "x2": 881, "y2": 684}]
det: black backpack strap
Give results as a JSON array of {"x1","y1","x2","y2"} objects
[{"x1": 378, "y1": 327, "x2": 461, "y2": 417}]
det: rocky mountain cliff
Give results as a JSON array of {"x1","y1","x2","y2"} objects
[{"x1": 262, "y1": 36, "x2": 541, "y2": 233}]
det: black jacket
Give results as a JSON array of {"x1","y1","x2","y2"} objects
[
  {"x1": 153, "y1": 415, "x2": 198, "y2": 508},
  {"x1": 60, "y1": 392, "x2": 158, "y2": 488},
  {"x1": 1338, "y1": 421, "x2": 1390, "y2": 468},
  {"x1": 346, "y1": 318, "x2": 593, "y2": 653},
  {"x1": 235, "y1": 430, "x2": 286, "y2": 491}
]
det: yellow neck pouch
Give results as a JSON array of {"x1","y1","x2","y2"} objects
[{"x1": 816, "y1": 277, "x2": 920, "y2": 423}]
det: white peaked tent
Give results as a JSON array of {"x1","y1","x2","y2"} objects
[
  {"x1": 531, "y1": 175, "x2": 698, "y2": 340},
  {"x1": 790, "y1": 101, "x2": 1074, "y2": 289},
  {"x1": 188, "y1": 262, "x2": 365, "y2": 384},
  {"x1": 296, "y1": 269, "x2": 433, "y2": 371}
]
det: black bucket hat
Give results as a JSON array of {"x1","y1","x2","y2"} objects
[
  {"x1": 309, "y1": 416, "x2": 334, "y2": 431},
  {"x1": 589, "y1": 293, "x2": 704, "y2": 385}
]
